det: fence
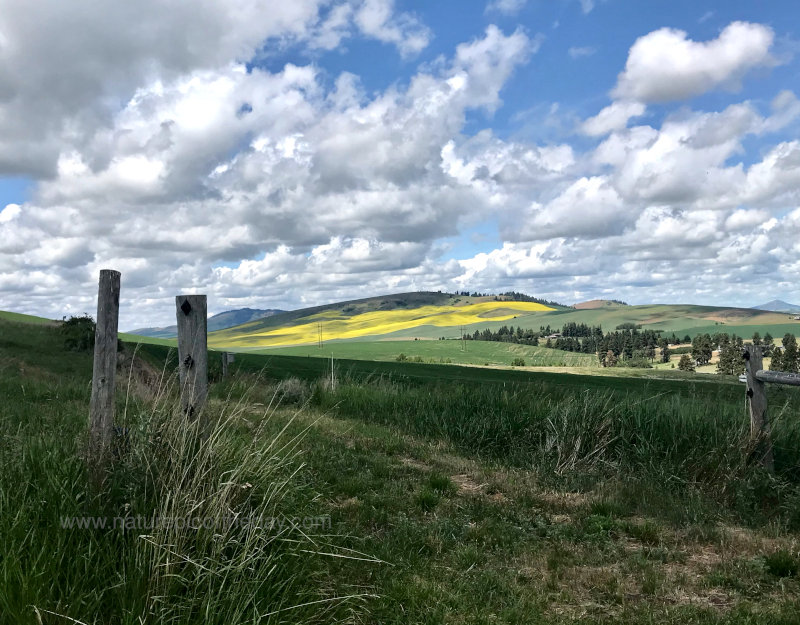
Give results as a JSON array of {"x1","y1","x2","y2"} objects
[
  {"x1": 88, "y1": 270, "x2": 208, "y2": 480},
  {"x1": 742, "y1": 344, "x2": 800, "y2": 471},
  {"x1": 85, "y1": 270, "x2": 794, "y2": 477}
]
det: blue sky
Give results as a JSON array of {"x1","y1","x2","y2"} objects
[{"x1": 1, "y1": 0, "x2": 800, "y2": 328}]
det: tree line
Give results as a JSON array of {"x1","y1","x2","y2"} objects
[{"x1": 464, "y1": 323, "x2": 800, "y2": 374}]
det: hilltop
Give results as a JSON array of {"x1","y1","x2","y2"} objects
[
  {"x1": 573, "y1": 299, "x2": 629, "y2": 310},
  {"x1": 128, "y1": 307, "x2": 284, "y2": 338}
]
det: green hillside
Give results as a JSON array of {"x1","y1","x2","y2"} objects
[
  {"x1": 224, "y1": 291, "x2": 568, "y2": 336},
  {"x1": 368, "y1": 303, "x2": 799, "y2": 341},
  {"x1": 0, "y1": 310, "x2": 56, "y2": 325},
  {"x1": 207, "y1": 298, "x2": 800, "y2": 349}
]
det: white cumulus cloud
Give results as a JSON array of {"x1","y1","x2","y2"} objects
[{"x1": 613, "y1": 21, "x2": 775, "y2": 103}]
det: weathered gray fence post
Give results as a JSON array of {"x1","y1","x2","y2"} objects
[
  {"x1": 220, "y1": 351, "x2": 234, "y2": 377},
  {"x1": 743, "y1": 344, "x2": 774, "y2": 471},
  {"x1": 176, "y1": 295, "x2": 208, "y2": 420},
  {"x1": 88, "y1": 269, "x2": 121, "y2": 473}
]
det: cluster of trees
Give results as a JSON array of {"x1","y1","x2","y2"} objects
[
  {"x1": 468, "y1": 326, "x2": 540, "y2": 345},
  {"x1": 499, "y1": 292, "x2": 566, "y2": 307},
  {"x1": 596, "y1": 328, "x2": 665, "y2": 365},
  {"x1": 770, "y1": 334, "x2": 799, "y2": 373},
  {"x1": 450, "y1": 291, "x2": 566, "y2": 308},
  {"x1": 467, "y1": 323, "x2": 667, "y2": 367},
  {"x1": 714, "y1": 334, "x2": 745, "y2": 375},
  {"x1": 464, "y1": 319, "x2": 799, "y2": 375},
  {"x1": 675, "y1": 331, "x2": 798, "y2": 375},
  {"x1": 560, "y1": 322, "x2": 603, "y2": 338}
]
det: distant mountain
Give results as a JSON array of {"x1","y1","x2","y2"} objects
[
  {"x1": 128, "y1": 308, "x2": 284, "y2": 338},
  {"x1": 206, "y1": 308, "x2": 285, "y2": 332},
  {"x1": 573, "y1": 299, "x2": 629, "y2": 310},
  {"x1": 752, "y1": 300, "x2": 800, "y2": 313}
]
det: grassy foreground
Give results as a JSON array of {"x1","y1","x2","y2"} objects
[{"x1": 2, "y1": 317, "x2": 800, "y2": 623}]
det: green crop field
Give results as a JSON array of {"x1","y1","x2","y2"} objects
[
  {"x1": 3, "y1": 313, "x2": 800, "y2": 624},
  {"x1": 246, "y1": 338, "x2": 597, "y2": 367}
]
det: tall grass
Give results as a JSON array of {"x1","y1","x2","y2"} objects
[
  {"x1": 309, "y1": 374, "x2": 800, "y2": 526},
  {"x1": 0, "y1": 352, "x2": 367, "y2": 624}
]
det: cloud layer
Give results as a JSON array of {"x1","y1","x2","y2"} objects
[{"x1": 0, "y1": 6, "x2": 798, "y2": 328}]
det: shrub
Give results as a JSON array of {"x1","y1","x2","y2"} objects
[
  {"x1": 60, "y1": 314, "x2": 96, "y2": 352},
  {"x1": 764, "y1": 550, "x2": 799, "y2": 578},
  {"x1": 619, "y1": 357, "x2": 652, "y2": 369},
  {"x1": 275, "y1": 376, "x2": 309, "y2": 405},
  {"x1": 511, "y1": 357, "x2": 525, "y2": 367},
  {"x1": 428, "y1": 473, "x2": 456, "y2": 495},
  {"x1": 416, "y1": 488, "x2": 439, "y2": 512}
]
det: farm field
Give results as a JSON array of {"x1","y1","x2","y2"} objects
[
  {"x1": 137, "y1": 341, "x2": 742, "y2": 398},
  {"x1": 247, "y1": 338, "x2": 597, "y2": 367},
  {"x1": 3, "y1": 314, "x2": 800, "y2": 624},
  {"x1": 200, "y1": 293, "x2": 800, "y2": 350},
  {"x1": 208, "y1": 300, "x2": 555, "y2": 348}
]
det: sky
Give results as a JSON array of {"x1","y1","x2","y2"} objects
[{"x1": 1, "y1": 0, "x2": 800, "y2": 329}]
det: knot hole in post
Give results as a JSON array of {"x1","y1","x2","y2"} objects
[{"x1": 183, "y1": 354, "x2": 194, "y2": 369}]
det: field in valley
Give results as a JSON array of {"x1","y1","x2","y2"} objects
[
  {"x1": 246, "y1": 337, "x2": 597, "y2": 368},
  {"x1": 2, "y1": 312, "x2": 800, "y2": 624}
]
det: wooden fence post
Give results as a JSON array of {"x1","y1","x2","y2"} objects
[
  {"x1": 88, "y1": 269, "x2": 121, "y2": 472},
  {"x1": 220, "y1": 352, "x2": 234, "y2": 377},
  {"x1": 743, "y1": 344, "x2": 774, "y2": 471},
  {"x1": 176, "y1": 295, "x2": 208, "y2": 420}
]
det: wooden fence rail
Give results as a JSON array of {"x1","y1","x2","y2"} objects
[{"x1": 754, "y1": 370, "x2": 800, "y2": 386}]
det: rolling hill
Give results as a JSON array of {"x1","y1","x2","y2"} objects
[
  {"x1": 4, "y1": 291, "x2": 799, "y2": 355},
  {"x1": 202, "y1": 294, "x2": 800, "y2": 351},
  {"x1": 209, "y1": 293, "x2": 800, "y2": 350},
  {"x1": 573, "y1": 299, "x2": 628, "y2": 310},
  {"x1": 208, "y1": 296, "x2": 557, "y2": 348},
  {"x1": 129, "y1": 307, "x2": 284, "y2": 338}
]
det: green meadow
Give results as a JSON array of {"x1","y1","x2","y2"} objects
[
  {"x1": 0, "y1": 309, "x2": 57, "y2": 325},
  {"x1": 3, "y1": 312, "x2": 800, "y2": 623},
  {"x1": 247, "y1": 338, "x2": 597, "y2": 367}
]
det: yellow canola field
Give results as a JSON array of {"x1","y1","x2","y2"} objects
[{"x1": 211, "y1": 301, "x2": 554, "y2": 348}]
